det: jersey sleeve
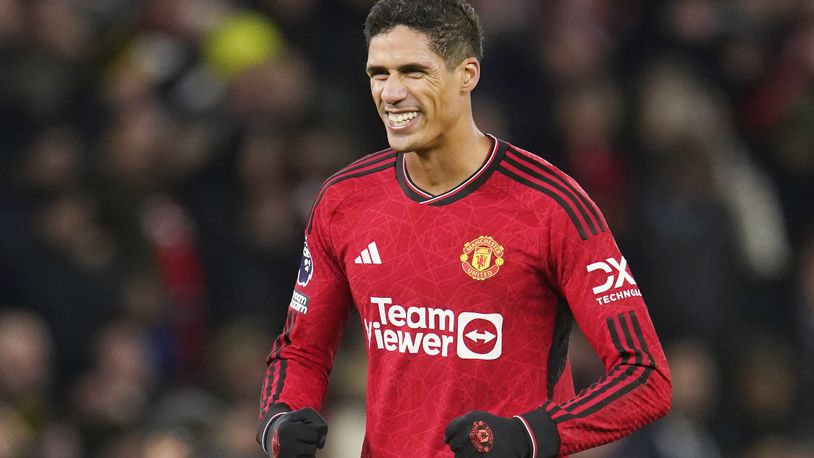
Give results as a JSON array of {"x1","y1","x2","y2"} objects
[
  {"x1": 256, "y1": 192, "x2": 353, "y2": 450},
  {"x1": 518, "y1": 184, "x2": 672, "y2": 457}
]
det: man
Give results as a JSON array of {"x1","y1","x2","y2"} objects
[{"x1": 257, "y1": 1, "x2": 672, "y2": 457}]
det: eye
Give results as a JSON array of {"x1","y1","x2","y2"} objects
[
  {"x1": 369, "y1": 71, "x2": 388, "y2": 81},
  {"x1": 406, "y1": 71, "x2": 424, "y2": 79}
]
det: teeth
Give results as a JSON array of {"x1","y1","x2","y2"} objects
[{"x1": 387, "y1": 112, "x2": 418, "y2": 126}]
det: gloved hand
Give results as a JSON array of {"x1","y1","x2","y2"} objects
[
  {"x1": 264, "y1": 407, "x2": 328, "y2": 458},
  {"x1": 444, "y1": 410, "x2": 531, "y2": 457}
]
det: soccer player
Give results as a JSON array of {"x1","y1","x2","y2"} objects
[{"x1": 256, "y1": 1, "x2": 672, "y2": 457}]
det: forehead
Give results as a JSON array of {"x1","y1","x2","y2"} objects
[{"x1": 366, "y1": 25, "x2": 444, "y2": 68}]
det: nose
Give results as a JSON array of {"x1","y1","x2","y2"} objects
[{"x1": 380, "y1": 75, "x2": 407, "y2": 105}]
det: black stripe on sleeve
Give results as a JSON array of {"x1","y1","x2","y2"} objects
[
  {"x1": 270, "y1": 359, "x2": 287, "y2": 404},
  {"x1": 552, "y1": 313, "x2": 653, "y2": 423},
  {"x1": 326, "y1": 150, "x2": 396, "y2": 182},
  {"x1": 261, "y1": 361, "x2": 277, "y2": 410},
  {"x1": 270, "y1": 312, "x2": 297, "y2": 404},
  {"x1": 509, "y1": 149, "x2": 606, "y2": 233},
  {"x1": 547, "y1": 296, "x2": 573, "y2": 398},
  {"x1": 305, "y1": 149, "x2": 395, "y2": 232},
  {"x1": 262, "y1": 308, "x2": 293, "y2": 409},
  {"x1": 543, "y1": 399, "x2": 561, "y2": 416},
  {"x1": 343, "y1": 147, "x2": 394, "y2": 169},
  {"x1": 262, "y1": 309, "x2": 297, "y2": 410},
  {"x1": 306, "y1": 158, "x2": 396, "y2": 234},
  {"x1": 550, "y1": 317, "x2": 632, "y2": 418},
  {"x1": 270, "y1": 309, "x2": 294, "y2": 359},
  {"x1": 629, "y1": 311, "x2": 655, "y2": 367},
  {"x1": 608, "y1": 314, "x2": 626, "y2": 354},
  {"x1": 504, "y1": 153, "x2": 600, "y2": 237},
  {"x1": 497, "y1": 166, "x2": 589, "y2": 240},
  {"x1": 619, "y1": 314, "x2": 642, "y2": 366}
]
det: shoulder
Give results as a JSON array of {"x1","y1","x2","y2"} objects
[
  {"x1": 322, "y1": 147, "x2": 397, "y2": 193},
  {"x1": 499, "y1": 143, "x2": 573, "y2": 187},
  {"x1": 497, "y1": 142, "x2": 608, "y2": 241},
  {"x1": 306, "y1": 147, "x2": 397, "y2": 233}
]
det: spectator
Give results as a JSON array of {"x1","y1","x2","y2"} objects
[{"x1": 0, "y1": 0, "x2": 811, "y2": 455}]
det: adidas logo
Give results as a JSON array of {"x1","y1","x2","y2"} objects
[{"x1": 354, "y1": 242, "x2": 382, "y2": 265}]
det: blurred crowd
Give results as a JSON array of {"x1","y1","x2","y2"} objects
[{"x1": 0, "y1": 0, "x2": 813, "y2": 457}]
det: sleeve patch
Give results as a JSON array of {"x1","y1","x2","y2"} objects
[
  {"x1": 296, "y1": 239, "x2": 314, "y2": 287},
  {"x1": 289, "y1": 290, "x2": 310, "y2": 314}
]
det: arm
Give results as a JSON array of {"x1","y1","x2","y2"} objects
[
  {"x1": 446, "y1": 183, "x2": 671, "y2": 458},
  {"x1": 517, "y1": 195, "x2": 672, "y2": 456},
  {"x1": 256, "y1": 197, "x2": 353, "y2": 454}
]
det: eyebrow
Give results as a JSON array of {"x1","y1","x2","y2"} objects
[{"x1": 366, "y1": 63, "x2": 432, "y2": 75}]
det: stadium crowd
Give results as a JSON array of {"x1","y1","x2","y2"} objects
[{"x1": 0, "y1": 0, "x2": 813, "y2": 456}]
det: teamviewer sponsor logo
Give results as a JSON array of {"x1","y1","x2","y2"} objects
[
  {"x1": 586, "y1": 256, "x2": 641, "y2": 305},
  {"x1": 456, "y1": 312, "x2": 503, "y2": 360},
  {"x1": 362, "y1": 297, "x2": 503, "y2": 360}
]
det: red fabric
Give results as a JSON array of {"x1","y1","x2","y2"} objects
[{"x1": 259, "y1": 138, "x2": 670, "y2": 457}]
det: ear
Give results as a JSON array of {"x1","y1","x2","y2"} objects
[{"x1": 459, "y1": 57, "x2": 480, "y2": 93}]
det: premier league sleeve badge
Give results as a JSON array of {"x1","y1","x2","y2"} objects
[{"x1": 296, "y1": 239, "x2": 314, "y2": 287}]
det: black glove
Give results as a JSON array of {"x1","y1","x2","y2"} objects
[
  {"x1": 444, "y1": 410, "x2": 531, "y2": 457},
  {"x1": 264, "y1": 407, "x2": 328, "y2": 458}
]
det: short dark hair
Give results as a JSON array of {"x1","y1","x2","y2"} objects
[{"x1": 364, "y1": 0, "x2": 484, "y2": 69}]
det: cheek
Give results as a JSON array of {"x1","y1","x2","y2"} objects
[
  {"x1": 436, "y1": 92, "x2": 460, "y2": 123},
  {"x1": 435, "y1": 80, "x2": 459, "y2": 110},
  {"x1": 370, "y1": 83, "x2": 383, "y2": 105}
]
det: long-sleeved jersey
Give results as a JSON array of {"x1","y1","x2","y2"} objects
[{"x1": 258, "y1": 136, "x2": 671, "y2": 457}]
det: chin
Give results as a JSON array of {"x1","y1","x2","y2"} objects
[{"x1": 386, "y1": 132, "x2": 418, "y2": 153}]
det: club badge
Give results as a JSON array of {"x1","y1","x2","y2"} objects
[
  {"x1": 460, "y1": 236, "x2": 504, "y2": 280},
  {"x1": 469, "y1": 420, "x2": 494, "y2": 453}
]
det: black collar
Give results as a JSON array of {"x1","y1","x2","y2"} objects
[{"x1": 395, "y1": 135, "x2": 507, "y2": 206}]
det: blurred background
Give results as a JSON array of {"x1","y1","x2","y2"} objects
[{"x1": 0, "y1": 0, "x2": 813, "y2": 456}]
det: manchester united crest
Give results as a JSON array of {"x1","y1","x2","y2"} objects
[
  {"x1": 460, "y1": 236, "x2": 505, "y2": 280},
  {"x1": 469, "y1": 420, "x2": 494, "y2": 453}
]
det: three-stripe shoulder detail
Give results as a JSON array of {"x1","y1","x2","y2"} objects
[
  {"x1": 306, "y1": 149, "x2": 397, "y2": 234},
  {"x1": 497, "y1": 147, "x2": 606, "y2": 240}
]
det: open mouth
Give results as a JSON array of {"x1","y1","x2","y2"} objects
[{"x1": 386, "y1": 111, "x2": 419, "y2": 129}]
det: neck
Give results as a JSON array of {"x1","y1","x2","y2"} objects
[{"x1": 404, "y1": 125, "x2": 493, "y2": 196}]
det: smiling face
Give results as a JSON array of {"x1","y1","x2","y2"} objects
[{"x1": 366, "y1": 25, "x2": 476, "y2": 153}]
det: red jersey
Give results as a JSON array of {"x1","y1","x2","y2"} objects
[{"x1": 258, "y1": 136, "x2": 671, "y2": 457}]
